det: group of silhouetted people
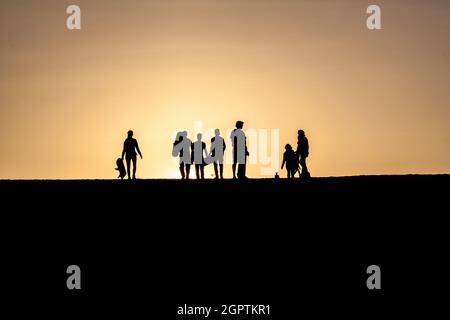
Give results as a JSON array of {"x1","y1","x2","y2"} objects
[
  {"x1": 172, "y1": 120, "x2": 249, "y2": 180},
  {"x1": 281, "y1": 130, "x2": 310, "y2": 179},
  {"x1": 117, "y1": 125, "x2": 310, "y2": 180}
]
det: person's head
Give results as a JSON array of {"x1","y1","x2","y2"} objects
[
  {"x1": 175, "y1": 131, "x2": 183, "y2": 141},
  {"x1": 214, "y1": 129, "x2": 220, "y2": 136},
  {"x1": 298, "y1": 129, "x2": 305, "y2": 137},
  {"x1": 285, "y1": 144, "x2": 292, "y2": 150},
  {"x1": 127, "y1": 130, "x2": 133, "y2": 138},
  {"x1": 197, "y1": 133, "x2": 202, "y2": 141},
  {"x1": 236, "y1": 121, "x2": 244, "y2": 129}
]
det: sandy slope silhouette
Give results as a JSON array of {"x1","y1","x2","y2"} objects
[{"x1": 1, "y1": 175, "x2": 448, "y2": 317}]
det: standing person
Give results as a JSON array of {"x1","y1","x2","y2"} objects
[
  {"x1": 296, "y1": 129, "x2": 310, "y2": 178},
  {"x1": 192, "y1": 133, "x2": 207, "y2": 179},
  {"x1": 172, "y1": 131, "x2": 192, "y2": 179},
  {"x1": 281, "y1": 144, "x2": 297, "y2": 179},
  {"x1": 230, "y1": 120, "x2": 249, "y2": 179},
  {"x1": 210, "y1": 129, "x2": 226, "y2": 179},
  {"x1": 121, "y1": 130, "x2": 143, "y2": 180}
]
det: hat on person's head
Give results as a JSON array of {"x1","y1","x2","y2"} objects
[{"x1": 236, "y1": 120, "x2": 244, "y2": 128}]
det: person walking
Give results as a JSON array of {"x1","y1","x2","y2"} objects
[
  {"x1": 121, "y1": 130, "x2": 143, "y2": 180},
  {"x1": 296, "y1": 129, "x2": 310, "y2": 178}
]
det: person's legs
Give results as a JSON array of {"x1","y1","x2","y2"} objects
[
  {"x1": 200, "y1": 165, "x2": 205, "y2": 179},
  {"x1": 125, "y1": 157, "x2": 131, "y2": 179},
  {"x1": 213, "y1": 162, "x2": 219, "y2": 179},
  {"x1": 237, "y1": 163, "x2": 246, "y2": 179},
  {"x1": 300, "y1": 156, "x2": 308, "y2": 176},
  {"x1": 132, "y1": 156, "x2": 137, "y2": 179},
  {"x1": 179, "y1": 162, "x2": 185, "y2": 179},
  {"x1": 219, "y1": 164, "x2": 224, "y2": 179},
  {"x1": 185, "y1": 164, "x2": 191, "y2": 179},
  {"x1": 299, "y1": 157, "x2": 305, "y2": 176},
  {"x1": 232, "y1": 150, "x2": 237, "y2": 178},
  {"x1": 195, "y1": 164, "x2": 200, "y2": 179}
]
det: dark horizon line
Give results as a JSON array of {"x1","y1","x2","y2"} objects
[{"x1": 0, "y1": 173, "x2": 449, "y2": 181}]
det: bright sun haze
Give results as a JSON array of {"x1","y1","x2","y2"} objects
[{"x1": 1, "y1": 0, "x2": 449, "y2": 179}]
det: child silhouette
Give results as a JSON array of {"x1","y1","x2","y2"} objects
[{"x1": 281, "y1": 144, "x2": 297, "y2": 179}]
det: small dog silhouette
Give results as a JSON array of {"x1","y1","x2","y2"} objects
[{"x1": 115, "y1": 158, "x2": 126, "y2": 179}]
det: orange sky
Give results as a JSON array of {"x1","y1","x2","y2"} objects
[{"x1": 1, "y1": 0, "x2": 449, "y2": 179}]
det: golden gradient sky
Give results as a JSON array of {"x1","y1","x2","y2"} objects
[{"x1": 1, "y1": 0, "x2": 449, "y2": 179}]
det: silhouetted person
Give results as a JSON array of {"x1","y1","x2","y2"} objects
[
  {"x1": 192, "y1": 133, "x2": 207, "y2": 179},
  {"x1": 296, "y1": 129, "x2": 310, "y2": 178},
  {"x1": 115, "y1": 158, "x2": 126, "y2": 179},
  {"x1": 230, "y1": 120, "x2": 249, "y2": 179},
  {"x1": 172, "y1": 131, "x2": 192, "y2": 179},
  {"x1": 210, "y1": 129, "x2": 226, "y2": 179},
  {"x1": 121, "y1": 130, "x2": 142, "y2": 180},
  {"x1": 281, "y1": 144, "x2": 297, "y2": 179}
]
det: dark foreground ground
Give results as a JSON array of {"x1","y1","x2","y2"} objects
[{"x1": 1, "y1": 175, "x2": 449, "y2": 318}]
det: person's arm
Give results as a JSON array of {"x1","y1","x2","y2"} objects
[
  {"x1": 136, "y1": 141, "x2": 143, "y2": 159},
  {"x1": 223, "y1": 139, "x2": 226, "y2": 151},
  {"x1": 209, "y1": 141, "x2": 214, "y2": 157},
  {"x1": 306, "y1": 138, "x2": 309, "y2": 156},
  {"x1": 281, "y1": 155, "x2": 285, "y2": 169},
  {"x1": 244, "y1": 135, "x2": 249, "y2": 156},
  {"x1": 200, "y1": 142, "x2": 207, "y2": 161}
]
